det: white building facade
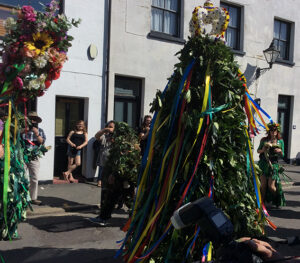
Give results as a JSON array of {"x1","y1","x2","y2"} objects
[
  {"x1": 2, "y1": 0, "x2": 298, "y2": 182},
  {"x1": 107, "y1": 0, "x2": 300, "y2": 163},
  {"x1": 37, "y1": 0, "x2": 108, "y2": 181}
]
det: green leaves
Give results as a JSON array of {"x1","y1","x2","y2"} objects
[{"x1": 126, "y1": 34, "x2": 263, "y2": 262}]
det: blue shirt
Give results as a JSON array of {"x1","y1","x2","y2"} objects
[{"x1": 22, "y1": 127, "x2": 46, "y2": 149}]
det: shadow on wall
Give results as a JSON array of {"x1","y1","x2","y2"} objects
[{"x1": 243, "y1": 63, "x2": 257, "y2": 87}]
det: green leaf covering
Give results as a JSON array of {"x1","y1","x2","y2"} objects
[
  {"x1": 123, "y1": 35, "x2": 263, "y2": 262},
  {"x1": 103, "y1": 122, "x2": 141, "y2": 209}
]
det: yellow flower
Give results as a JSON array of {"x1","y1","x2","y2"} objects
[{"x1": 24, "y1": 32, "x2": 54, "y2": 56}]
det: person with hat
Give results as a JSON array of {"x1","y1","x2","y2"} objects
[
  {"x1": 257, "y1": 123, "x2": 285, "y2": 207},
  {"x1": 22, "y1": 111, "x2": 46, "y2": 205}
]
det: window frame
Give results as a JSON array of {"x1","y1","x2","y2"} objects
[
  {"x1": 220, "y1": 1, "x2": 245, "y2": 56},
  {"x1": 273, "y1": 17, "x2": 295, "y2": 65},
  {"x1": 114, "y1": 75, "x2": 142, "y2": 130},
  {"x1": 149, "y1": 0, "x2": 185, "y2": 44}
]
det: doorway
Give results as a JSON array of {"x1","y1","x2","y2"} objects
[
  {"x1": 277, "y1": 95, "x2": 292, "y2": 162},
  {"x1": 54, "y1": 97, "x2": 84, "y2": 177}
]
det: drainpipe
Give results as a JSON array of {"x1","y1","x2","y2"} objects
[{"x1": 104, "y1": 0, "x2": 112, "y2": 125}]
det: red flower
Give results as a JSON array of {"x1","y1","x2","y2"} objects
[
  {"x1": 48, "y1": 69, "x2": 61, "y2": 80},
  {"x1": 37, "y1": 90, "x2": 45, "y2": 97},
  {"x1": 53, "y1": 18, "x2": 58, "y2": 23},
  {"x1": 45, "y1": 80, "x2": 52, "y2": 89}
]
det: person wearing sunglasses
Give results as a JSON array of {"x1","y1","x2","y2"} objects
[{"x1": 257, "y1": 123, "x2": 285, "y2": 207}]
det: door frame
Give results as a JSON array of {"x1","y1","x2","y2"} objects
[
  {"x1": 54, "y1": 96, "x2": 85, "y2": 177},
  {"x1": 277, "y1": 95, "x2": 293, "y2": 162}
]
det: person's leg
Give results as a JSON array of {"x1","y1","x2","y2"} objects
[
  {"x1": 268, "y1": 177, "x2": 277, "y2": 195},
  {"x1": 97, "y1": 166, "x2": 103, "y2": 187},
  {"x1": 68, "y1": 154, "x2": 81, "y2": 182},
  {"x1": 260, "y1": 175, "x2": 267, "y2": 202},
  {"x1": 100, "y1": 177, "x2": 121, "y2": 220},
  {"x1": 28, "y1": 159, "x2": 40, "y2": 201}
]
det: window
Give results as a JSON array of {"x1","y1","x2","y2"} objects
[
  {"x1": 114, "y1": 76, "x2": 141, "y2": 129},
  {"x1": 220, "y1": 2, "x2": 242, "y2": 51},
  {"x1": 274, "y1": 19, "x2": 292, "y2": 61},
  {"x1": 0, "y1": 0, "x2": 64, "y2": 13},
  {"x1": 151, "y1": 0, "x2": 181, "y2": 37}
]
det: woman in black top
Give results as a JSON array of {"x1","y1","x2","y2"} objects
[{"x1": 63, "y1": 120, "x2": 88, "y2": 182}]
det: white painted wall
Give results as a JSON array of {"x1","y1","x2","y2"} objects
[
  {"x1": 37, "y1": 0, "x2": 107, "y2": 181},
  {"x1": 108, "y1": 0, "x2": 300, "y2": 162}
]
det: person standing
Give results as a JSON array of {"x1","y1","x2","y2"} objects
[
  {"x1": 22, "y1": 111, "x2": 46, "y2": 205},
  {"x1": 257, "y1": 123, "x2": 285, "y2": 207},
  {"x1": 94, "y1": 120, "x2": 115, "y2": 187},
  {"x1": 138, "y1": 115, "x2": 152, "y2": 156},
  {"x1": 63, "y1": 120, "x2": 88, "y2": 182}
]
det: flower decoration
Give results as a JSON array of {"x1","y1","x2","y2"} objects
[
  {"x1": 0, "y1": 0, "x2": 80, "y2": 100},
  {"x1": 267, "y1": 122, "x2": 281, "y2": 132},
  {"x1": 189, "y1": 0, "x2": 230, "y2": 42},
  {"x1": 24, "y1": 32, "x2": 54, "y2": 56}
]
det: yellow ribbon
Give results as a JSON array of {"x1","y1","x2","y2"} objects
[
  {"x1": 207, "y1": 241, "x2": 213, "y2": 261},
  {"x1": 133, "y1": 110, "x2": 161, "y2": 217},
  {"x1": 183, "y1": 66, "x2": 210, "y2": 167},
  {"x1": 245, "y1": 128, "x2": 263, "y2": 220}
]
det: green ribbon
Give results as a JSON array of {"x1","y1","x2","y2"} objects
[
  {"x1": 3, "y1": 101, "x2": 11, "y2": 236},
  {"x1": 1, "y1": 64, "x2": 25, "y2": 94},
  {"x1": 199, "y1": 103, "x2": 230, "y2": 117}
]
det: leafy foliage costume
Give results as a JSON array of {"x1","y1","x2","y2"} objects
[
  {"x1": 100, "y1": 122, "x2": 141, "y2": 219},
  {"x1": 120, "y1": 2, "x2": 266, "y2": 262},
  {"x1": 0, "y1": 1, "x2": 79, "y2": 240},
  {"x1": 258, "y1": 138, "x2": 285, "y2": 207}
]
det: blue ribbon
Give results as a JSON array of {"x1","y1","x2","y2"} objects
[
  {"x1": 184, "y1": 226, "x2": 201, "y2": 262},
  {"x1": 245, "y1": 92, "x2": 273, "y2": 124},
  {"x1": 136, "y1": 225, "x2": 173, "y2": 262},
  {"x1": 254, "y1": 117, "x2": 264, "y2": 130}
]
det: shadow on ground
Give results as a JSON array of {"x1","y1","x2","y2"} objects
[
  {"x1": 0, "y1": 247, "x2": 123, "y2": 263},
  {"x1": 38, "y1": 196, "x2": 91, "y2": 208},
  {"x1": 28, "y1": 214, "x2": 128, "y2": 232},
  {"x1": 268, "y1": 207, "x2": 300, "y2": 220}
]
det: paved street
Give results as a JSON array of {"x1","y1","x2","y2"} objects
[
  {"x1": 265, "y1": 165, "x2": 300, "y2": 258},
  {"x1": 0, "y1": 165, "x2": 300, "y2": 262},
  {"x1": 0, "y1": 209, "x2": 126, "y2": 263},
  {"x1": 0, "y1": 183, "x2": 126, "y2": 263}
]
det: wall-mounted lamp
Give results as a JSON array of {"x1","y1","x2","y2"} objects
[{"x1": 256, "y1": 40, "x2": 280, "y2": 79}]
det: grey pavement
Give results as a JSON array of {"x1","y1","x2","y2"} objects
[
  {"x1": 31, "y1": 164, "x2": 300, "y2": 259},
  {"x1": 1, "y1": 165, "x2": 300, "y2": 262},
  {"x1": 265, "y1": 164, "x2": 300, "y2": 259},
  {"x1": 27, "y1": 181, "x2": 101, "y2": 216}
]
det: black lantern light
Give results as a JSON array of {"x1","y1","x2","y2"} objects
[{"x1": 256, "y1": 40, "x2": 280, "y2": 78}]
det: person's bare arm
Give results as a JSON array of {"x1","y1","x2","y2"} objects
[
  {"x1": 139, "y1": 127, "x2": 150, "y2": 140},
  {"x1": 66, "y1": 131, "x2": 76, "y2": 147},
  {"x1": 32, "y1": 127, "x2": 44, "y2": 145},
  {"x1": 95, "y1": 127, "x2": 112, "y2": 140}
]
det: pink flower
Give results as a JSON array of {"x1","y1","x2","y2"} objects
[
  {"x1": 13, "y1": 76, "x2": 23, "y2": 90},
  {"x1": 48, "y1": 48, "x2": 67, "y2": 69},
  {"x1": 21, "y1": 6, "x2": 36, "y2": 22},
  {"x1": 21, "y1": 47, "x2": 36, "y2": 58},
  {"x1": 19, "y1": 34, "x2": 32, "y2": 42}
]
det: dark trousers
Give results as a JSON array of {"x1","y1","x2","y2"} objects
[{"x1": 99, "y1": 178, "x2": 122, "y2": 220}]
